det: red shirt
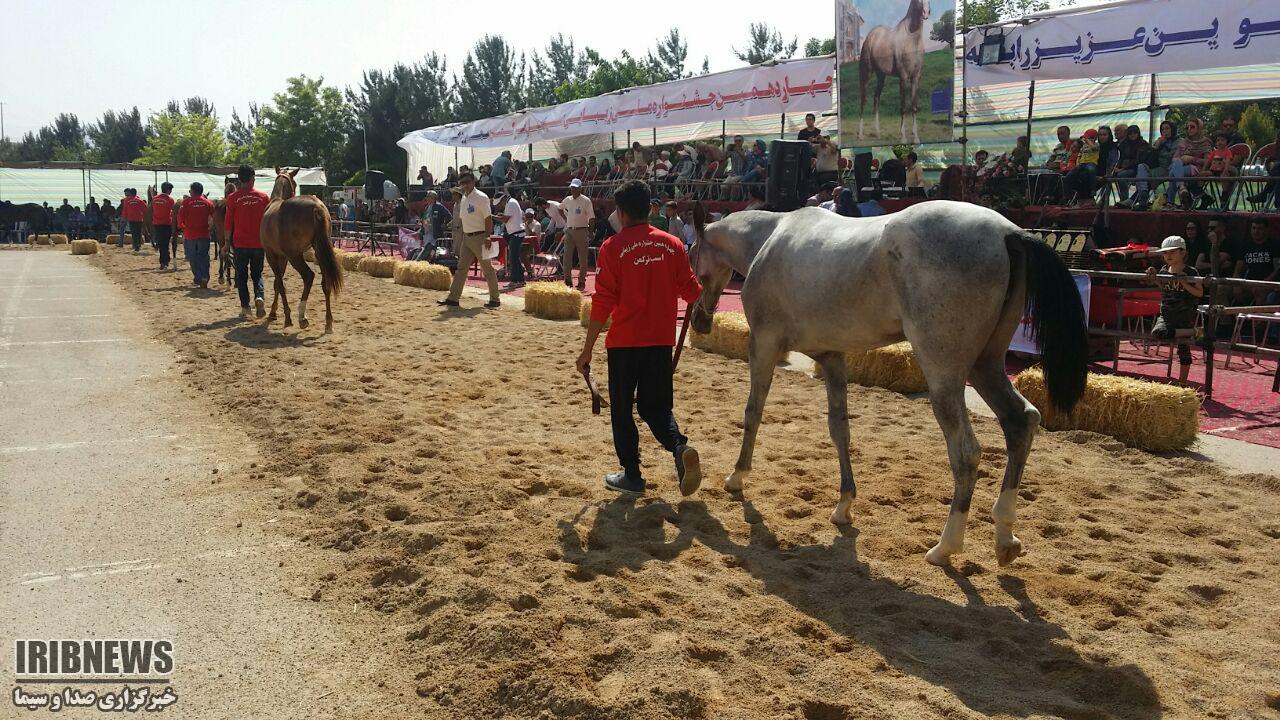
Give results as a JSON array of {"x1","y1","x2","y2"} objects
[
  {"x1": 178, "y1": 195, "x2": 216, "y2": 239},
  {"x1": 590, "y1": 224, "x2": 701, "y2": 349},
  {"x1": 120, "y1": 196, "x2": 148, "y2": 222},
  {"x1": 224, "y1": 187, "x2": 270, "y2": 249},
  {"x1": 150, "y1": 193, "x2": 175, "y2": 226}
]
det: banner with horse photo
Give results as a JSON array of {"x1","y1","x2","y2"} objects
[{"x1": 837, "y1": 0, "x2": 956, "y2": 146}]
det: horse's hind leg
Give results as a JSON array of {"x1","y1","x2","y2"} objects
[
  {"x1": 814, "y1": 353, "x2": 856, "y2": 525},
  {"x1": 726, "y1": 330, "x2": 786, "y2": 493},
  {"x1": 287, "y1": 253, "x2": 315, "y2": 329},
  {"x1": 266, "y1": 251, "x2": 291, "y2": 326},
  {"x1": 970, "y1": 355, "x2": 1040, "y2": 566},
  {"x1": 922, "y1": 376, "x2": 982, "y2": 567},
  {"x1": 873, "y1": 73, "x2": 886, "y2": 136}
]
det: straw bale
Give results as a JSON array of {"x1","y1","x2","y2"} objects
[
  {"x1": 47, "y1": 234, "x2": 69, "y2": 245},
  {"x1": 394, "y1": 261, "x2": 453, "y2": 291},
  {"x1": 304, "y1": 247, "x2": 316, "y2": 263},
  {"x1": 524, "y1": 282, "x2": 582, "y2": 320},
  {"x1": 690, "y1": 311, "x2": 751, "y2": 361},
  {"x1": 357, "y1": 255, "x2": 398, "y2": 278},
  {"x1": 1014, "y1": 367, "x2": 1199, "y2": 452},
  {"x1": 578, "y1": 299, "x2": 611, "y2": 328},
  {"x1": 837, "y1": 342, "x2": 928, "y2": 394},
  {"x1": 70, "y1": 239, "x2": 100, "y2": 255},
  {"x1": 338, "y1": 250, "x2": 363, "y2": 272}
]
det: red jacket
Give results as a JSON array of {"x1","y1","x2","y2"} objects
[
  {"x1": 178, "y1": 196, "x2": 216, "y2": 239},
  {"x1": 224, "y1": 187, "x2": 270, "y2": 249},
  {"x1": 120, "y1": 196, "x2": 148, "y2": 222},
  {"x1": 590, "y1": 224, "x2": 701, "y2": 349},
  {"x1": 150, "y1": 193, "x2": 175, "y2": 226}
]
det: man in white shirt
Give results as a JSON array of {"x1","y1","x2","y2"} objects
[
  {"x1": 438, "y1": 171, "x2": 500, "y2": 309},
  {"x1": 558, "y1": 178, "x2": 595, "y2": 290},
  {"x1": 495, "y1": 192, "x2": 526, "y2": 287}
]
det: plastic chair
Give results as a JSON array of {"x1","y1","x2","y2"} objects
[{"x1": 1244, "y1": 143, "x2": 1276, "y2": 211}]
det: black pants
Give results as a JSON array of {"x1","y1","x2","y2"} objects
[
  {"x1": 128, "y1": 222, "x2": 142, "y2": 250},
  {"x1": 1153, "y1": 315, "x2": 1193, "y2": 365},
  {"x1": 607, "y1": 346, "x2": 687, "y2": 477},
  {"x1": 154, "y1": 225, "x2": 173, "y2": 267}
]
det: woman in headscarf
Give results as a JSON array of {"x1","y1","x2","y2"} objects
[
  {"x1": 835, "y1": 187, "x2": 860, "y2": 217},
  {"x1": 1167, "y1": 116, "x2": 1211, "y2": 208}
]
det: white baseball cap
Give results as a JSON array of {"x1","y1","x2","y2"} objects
[
  {"x1": 1154, "y1": 236, "x2": 1187, "y2": 252},
  {"x1": 568, "y1": 178, "x2": 583, "y2": 188}
]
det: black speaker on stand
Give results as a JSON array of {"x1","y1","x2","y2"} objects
[
  {"x1": 765, "y1": 140, "x2": 812, "y2": 211},
  {"x1": 365, "y1": 170, "x2": 385, "y2": 201}
]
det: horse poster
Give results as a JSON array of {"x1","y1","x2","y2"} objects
[{"x1": 837, "y1": 0, "x2": 956, "y2": 146}]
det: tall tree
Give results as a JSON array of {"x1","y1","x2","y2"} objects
[
  {"x1": 87, "y1": 107, "x2": 150, "y2": 163},
  {"x1": 931, "y1": 9, "x2": 956, "y2": 47},
  {"x1": 732, "y1": 23, "x2": 798, "y2": 65},
  {"x1": 253, "y1": 75, "x2": 352, "y2": 179},
  {"x1": 225, "y1": 104, "x2": 261, "y2": 164},
  {"x1": 346, "y1": 53, "x2": 455, "y2": 184},
  {"x1": 647, "y1": 29, "x2": 690, "y2": 82},
  {"x1": 803, "y1": 37, "x2": 836, "y2": 57},
  {"x1": 557, "y1": 50, "x2": 662, "y2": 102},
  {"x1": 182, "y1": 96, "x2": 217, "y2": 119},
  {"x1": 135, "y1": 111, "x2": 226, "y2": 166},
  {"x1": 962, "y1": 0, "x2": 1073, "y2": 30},
  {"x1": 455, "y1": 35, "x2": 526, "y2": 121}
]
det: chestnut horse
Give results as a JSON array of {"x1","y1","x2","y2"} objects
[
  {"x1": 859, "y1": 0, "x2": 929, "y2": 144},
  {"x1": 210, "y1": 182, "x2": 236, "y2": 285},
  {"x1": 261, "y1": 169, "x2": 343, "y2": 332}
]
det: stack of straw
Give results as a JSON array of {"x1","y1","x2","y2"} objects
[
  {"x1": 69, "y1": 239, "x2": 100, "y2": 255},
  {"x1": 393, "y1": 261, "x2": 453, "y2": 291},
  {"x1": 578, "y1": 299, "x2": 611, "y2": 328},
  {"x1": 819, "y1": 342, "x2": 928, "y2": 394},
  {"x1": 690, "y1": 311, "x2": 751, "y2": 361},
  {"x1": 524, "y1": 282, "x2": 582, "y2": 320}
]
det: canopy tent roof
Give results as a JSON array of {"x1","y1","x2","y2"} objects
[
  {"x1": 0, "y1": 160, "x2": 243, "y2": 174},
  {"x1": 0, "y1": 165, "x2": 327, "y2": 207}
]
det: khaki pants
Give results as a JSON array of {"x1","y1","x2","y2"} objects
[
  {"x1": 448, "y1": 231, "x2": 500, "y2": 302},
  {"x1": 562, "y1": 226, "x2": 590, "y2": 287}
]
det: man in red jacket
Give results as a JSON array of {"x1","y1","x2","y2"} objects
[
  {"x1": 178, "y1": 182, "x2": 216, "y2": 288},
  {"x1": 577, "y1": 180, "x2": 703, "y2": 496},
  {"x1": 120, "y1": 188, "x2": 148, "y2": 251},
  {"x1": 223, "y1": 165, "x2": 270, "y2": 319},
  {"x1": 151, "y1": 182, "x2": 176, "y2": 270}
]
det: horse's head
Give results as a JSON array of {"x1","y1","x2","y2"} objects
[
  {"x1": 271, "y1": 167, "x2": 300, "y2": 201},
  {"x1": 907, "y1": 0, "x2": 930, "y2": 28},
  {"x1": 689, "y1": 202, "x2": 733, "y2": 335}
]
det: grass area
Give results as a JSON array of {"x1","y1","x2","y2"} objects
[{"x1": 839, "y1": 48, "x2": 954, "y2": 146}]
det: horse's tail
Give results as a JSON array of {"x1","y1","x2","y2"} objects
[
  {"x1": 1008, "y1": 232, "x2": 1088, "y2": 414},
  {"x1": 691, "y1": 201, "x2": 708, "y2": 242},
  {"x1": 312, "y1": 203, "x2": 343, "y2": 297}
]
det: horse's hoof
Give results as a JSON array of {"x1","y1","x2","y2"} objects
[
  {"x1": 925, "y1": 543, "x2": 957, "y2": 567},
  {"x1": 267, "y1": 314, "x2": 276, "y2": 323},
  {"x1": 324, "y1": 323, "x2": 333, "y2": 334},
  {"x1": 298, "y1": 317, "x2": 309, "y2": 329},
  {"x1": 724, "y1": 470, "x2": 747, "y2": 493},
  {"x1": 283, "y1": 320, "x2": 292, "y2": 328},
  {"x1": 829, "y1": 504, "x2": 854, "y2": 526},
  {"x1": 995, "y1": 536, "x2": 1024, "y2": 567}
]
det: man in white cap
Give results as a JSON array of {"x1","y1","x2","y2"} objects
[
  {"x1": 1146, "y1": 235, "x2": 1205, "y2": 381},
  {"x1": 560, "y1": 177, "x2": 595, "y2": 290},
  {"x1": 494, "y1": 192, "x2": 526, "y2": 288}
]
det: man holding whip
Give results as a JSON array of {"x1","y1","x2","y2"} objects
[{"x1": 576, "y1": 181, "x2": 703, "y2": 496}]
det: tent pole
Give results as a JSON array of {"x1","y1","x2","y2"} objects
[
  {"x1": 959, "y1": 0, "x2": 969, "y2": 203},
  {"x1": 1148, "y1": 73, "x2": 1158, "y2": 140},
  {"x1": 721, "y1": 120, "x2": 726, "y2": 148},
  {"x1": 652, "y1": 127, "x2": 656, "y2": 147},
  {"x1": 528, "y1": 143, "x2": 532, "y2": 162},
  {"x1": 1026, "y1": 80, "x2": 1035, "y2": 144},
  {"x1": 780, "y1": 113, "x2": 786, "y2": 138}
]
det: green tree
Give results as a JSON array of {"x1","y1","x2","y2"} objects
[
  {"x1": 253, "y1": 76, "x2": 353, "y2": 179},
  {"x1": 647, "y1": 29, "x2": 690, "y2": 81},
  {"x1": 732, "y1": 23, "x2": 798, "y2": 65},
  {"x1": 135, "y1": 111, "x2": 226, "y2": 166},
  {"x1": 225, "y1": 103, "x2": 260, "y2": 164},
  {"x1": 346, "y1": 54, "x2": 455, "y2": 185},
  {"x1": 1238, "y1": 103, "x2": 1276, "y2": 148},
  {"x1": 931, "y1": 9, "x2": 956, "y2": 47},
  {"x1": 556, "y1": 50, "x2": 662, "y2": 102},
  {"x1": 803, "y1": 37, "x2": 836, "y2": 57},
  {"x1": 87, "y1": 107, "x2": 151, "y2": 163},
  {"x1": 11, "y1": 114, "x2": 88, "y2": 161},
  {"x1": 962, "y1": 0, "x2": 1070, "y2": 31},
  {"x1": 455, "y1": 35, "x2": 526, "y2": 120}
]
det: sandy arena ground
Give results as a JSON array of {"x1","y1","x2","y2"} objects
[{"x1": 73, "y1": 245, "x2": 1280, "y2": 719}]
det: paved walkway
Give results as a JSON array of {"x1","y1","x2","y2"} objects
[{"x1": 0, "y1": 250, "x2": 411, "y2": 719}]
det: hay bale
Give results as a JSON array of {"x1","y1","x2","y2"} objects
[
  {"x1": 44, "y1": 234, "x2": 70, "y2": 245},
  {"x1": 841, "y1": 342, "x2": 928, "y2": 394},
  {"x1": 338, "y1": 251, "x2": 364, "y2": 272},
  {"x1": 690, "y1": 311, "x2": 751, "y2": 361},
  {"x1": 578, "y1": 299, "x2": 611, "y2": 328},
  {"x1": 70, "y1": 239, "x2": 100, "y2": 255},
  {"x1": 393, "y1": 261, "x2": 453, "y2": 291},
  {"x1": 304, "y1": 247, "x2": 316, "y2": 263},
  {"x1": 356, "y1": 255, "x2": 397, "y2": 278},
  {"x1": 524, "y1": 282, "x2": 582, "y2": 320},
  {"x1": 1013, "y1": 367, "x2": 1199, "y2": 452}
]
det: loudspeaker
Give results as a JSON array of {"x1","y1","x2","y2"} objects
[
  {"x1": 365, "y1": 170, "x2": 385, "y2": 200},
  {"x1": 766, "y1": 140, "x2": 812, "y2": 211}
]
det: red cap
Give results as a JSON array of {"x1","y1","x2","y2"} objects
[{"x1": 1082, "y1": 129, "x2": 1099, "y2": 140}]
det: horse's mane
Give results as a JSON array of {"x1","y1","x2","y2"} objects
[
  {"x1": 271, "y1": 174, "x2": 297, "y2": 202},
  {"x1": 904, "y1": 0, "x2": 926, "y2": 33}
]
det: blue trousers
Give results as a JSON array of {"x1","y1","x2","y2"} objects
[
  {"x1": 185, "y1": 238, "x2": 210, "y2": 284},
  {"x1": 1167, "y1": 158, "x2": 1198, "y2": 202},
  {"x1": 1115, "y1": 164, "x2": 1150, "y2": 201},
  {"x1": 234, "y1": 247, "x2": 265, "y2": 308},
  {"x1": 507, "y1": 233, "x2": 525, "y2": 284}
]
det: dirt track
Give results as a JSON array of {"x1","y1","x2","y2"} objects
[{"x1": 88, "y1": 246, "x2": 1280, "y2": 719}]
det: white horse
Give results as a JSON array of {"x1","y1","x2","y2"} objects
[
  {"x1": 859, "y1": 0, "x2": 930, "y2": 143},
  {"x1": 690, "y1": 202, "x2": 1088, "y2": 567}
]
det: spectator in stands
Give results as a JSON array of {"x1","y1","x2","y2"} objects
[
  {"x1": 100, "y1": 199, "x2": 116, "y2": 240},
  {"x1": 1205, "y1": 133, "x2": 1237, "y2": 209},
  {"x1": 442, "y1": 167, "x2": 458, "y2": 188},
  {"x1": 742, "y1": 140, "x2": 768, "y2": 185},
  {"x1": 1096, "y1": 125, "x2": 1119, "y2": 181},
  {"x1": 836, "y1": 187, "x2": 860, "y2": 217},
  {"x1": 224, "y1": 165, "x2": 271, "y2": 319},
  {"x1": 1218, "y1": 115, "x2": 1245, "y2": 146},
  {"x1": 1168, "y1": 116, "x2": 1212, "y2": 209},
  {"x1": 719, "y1": 137, "x2": 747, "y2": 199},
  {"x1": 744, "y1": 184, "x2": 767, "y2": 211},
  {"x1": 84, "y1": 197, "x2": 101, "y2": 240},
  {"x1": 1182, "y1": 220, "x2": 1209, "y2": 275},
  {"x1": 1064, "y1": 129, "x2": 1100, "y2": 206},
  {"x1": 653, "y1": 151, "x2": 671, "y2": 180},
  {"x1": 630, "y1": 142, "x2": 650, "y2": 166},
  {"x1": 490, "y1": 150, "x2": 513, "y2": 189},
  {"x1": 1145, "y1": 235, "x2": 1204, "y2": 382},
  {"x1": 904, "y1": 152, "x2": 925, "y2": 197},
  {"x1": 813, "y1": 134, "x2": 840, "y2": 186},
  {"x1": 417, "y1": 166, "x2": 435, "y2": 188},
  {"x1": 647, "y1": 199, "x2": 668, "y2": 231},
  {"x1": 393, "y1": 198, "x2": 410, "y2": 225},
  {"x1": 598, "y1": 157, "x2": 612, "y2": 179},
  {"x1": 55, "y1": 199, "x2": 73, "y2": 232},
  {"x1": 678, "y1": 209, "x2": 696, "y2": 247},
  {"x1": 1115, "y1": 125, "x2": 1153, "y2": 209},
  {"x1": 808, "y1": 181, "x2": 837, "y2": 207},
  {"x1": 1234, "y1": 216, "x2": 1280, "y2": 304},
  {"x1": 972, "y1": 150, "x2": 990, "y2": 175},
  {"x1": 419, "y1": 190, "x2": 451, "y2": 248},
  {"x1": 560, "y1": 178, "x2": 594, "y2": 290},
  {"x1": 798, "y1": 113, "x2": 821, "y2": 143},
  {"x1": 1010, "y1": 135, "x2": 1031, "y2": 173},
  {"x1": 439, "y1": 171, "x2": 500, "y2": 309},
  {"x1": 1044, "y1": 126, "x2": 1072, "y2": 172},
  {"x1": 663, "y1": 201, "x2": 683, "y2": 241}
]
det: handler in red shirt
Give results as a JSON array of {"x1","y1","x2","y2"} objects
[
  {"x1": 177, "y1": 182, "x2": 216, "y2": 288},
  {"x1": 223, "y1": 165, "x2": 270, "y2": 319},
  {"x1": 151, "y1": 182, "x2": 177, "y2": 270},
  {"x1": 119, "y1": 188, "x2": 148, "y2": 251},
  {"x1": 577, "y1": 180, "x2": 703, "y2": 496}
]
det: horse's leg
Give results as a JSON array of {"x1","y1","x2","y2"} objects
[
  {"x1": 910, "y1": 74, "x2": 921, "y2": 144},
  {"x1": 922, "y1": 376, "x2": 982, "y2": 567},
  {"x1": 899, "y1": 73, "x2": 908, "y2": 142},
  {"x1": 813, "y1": 352, "x2": 856, "y2": 525},
  {"x1": 287, "y1": 251, "x2": 315, "y2": 330},
  {"x1": 266, "y1": 251, "x2": 292, "y2": 327},
  {"x1": 970, "y1": 355, "x2": 1039, "y2": 566},
  {"x1": 858, "y1": 70, "x2": 869, "y2": 139},
  {"x1": 726, "y1": 329, "x2": 786, "y2": 493},
  {"x1": 873, "y1": 73, "x2": 886, "y2": 136}
]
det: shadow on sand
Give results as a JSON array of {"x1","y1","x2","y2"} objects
[{"x1": 559, "y1": 498, "x2": 1161, "y2": 720}]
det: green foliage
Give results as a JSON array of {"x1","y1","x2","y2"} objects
[
  {"x1": 962, "y1": 0, "x2": 1061, "y2": 31},
  {"x1": 86, "y1": 108, "x2": 151, "y2": 163},
  {"x1": 253, "y1": 76, "x2": 352, "y2": 177},
  {"x1": 455, "y1": 36, "x2": 526, "y2": 121},
  {"x1": 931, "y1": 9, "x2": 956, "y2": 47},
  {"x1": 135, "y1": 111, "x2": 226, "y2": 166},
  {"x1": 556, "y1": 50, "x2": 663, "y2": 102},
  {"x1": 733, "y1": 23, "x2": 798, "y2": 65},
  {"x1": 804, "y1": 37, "x2": 836, "y2": 57},
  {"x1": 1166, "y1": 99, "x2": 1280, "y2": 148},
  {"x1": 648, "y1": 29, "x2": 690, "y2": 82},
  {"x1": 1239, "y1": 103, "x2": 1277, "y2": 149},
  {"x1": 345, "y1": 54, "x2": 455, "y2": 187}
]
